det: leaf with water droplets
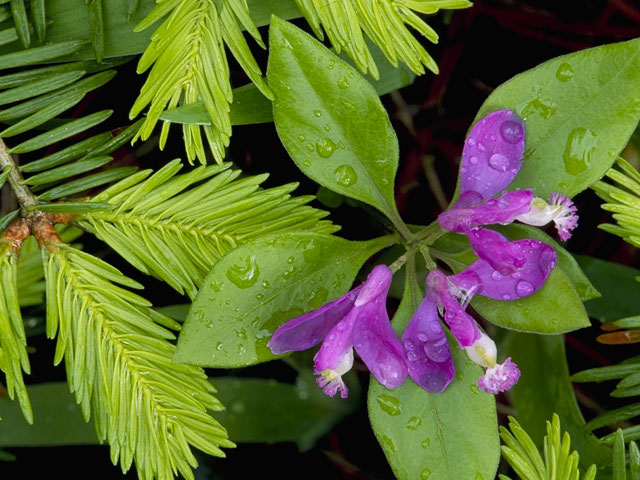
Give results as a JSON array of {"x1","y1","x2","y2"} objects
[
  {"x1": 368, "y1": 273, "x2": 499, "y2": 480},
  {"x1": 475, "y1": 37, "x2": 640, "y2": 198},
  {"x1": 175, "y1": 232, "x2": 392, "y2": 367},
  {"x1": 268, "y1": 17, "x2": 402, "y2": 224}
]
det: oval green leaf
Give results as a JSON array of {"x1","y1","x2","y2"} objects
[
  {"x1": 368, "y1": 275, "x2": 499, "y2": 480},
  {"x1": 268, "y1": 17, "x2": 401, "y2": 223},
  {"x1": 175, "y1": 232, "x2": 392, "y2": 368},
  {"x1": 476, "y1": 37, "x2": 640, "y2": 198}
]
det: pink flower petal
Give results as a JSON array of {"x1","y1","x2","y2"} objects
[
  {"x1": 460, "y1": 109, "x2": 525, "y2": 199},
  {"x1": 401, "y1": 291, "x2": 455, "y2": 393}
]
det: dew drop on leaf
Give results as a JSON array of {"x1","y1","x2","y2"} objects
[
  {"x1": 406, "y1": 416, "x2": 422, "y2": 430},
  {"x1": 421, "y1": 438, "x2": 431, "y2": 449},
  {"x1": 316, "y1": 138, "x2": 339, "y2": 158},
  {"x1": 334, "y1": 165, "x2": 358, "y2": 186},
  {"x1": 376, "y1": 394, "x2": 402, "y2": 416},
  {"x1": 382, "y1": 435, "x2": 396, "y2": 453},
  {"x1": 420, "y1": 468, "x2": 431, "y2": 479},
  {"x1": 226, "y1": 255, "x2": 260, "y2": 289},
  {"x1": 555, "y1": 62, "x2": 574, "y2": 82},
  {"x1": 563, "y1": 127, "x2": 597, "y2": 175}
]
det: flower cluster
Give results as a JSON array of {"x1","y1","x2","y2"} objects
[{"x1": 268, "y1": 109, "x2": 578, "y2": 397}]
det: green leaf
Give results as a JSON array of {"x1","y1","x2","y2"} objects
[
  {"x1": 268, "y1": 17, "x2": 402, "y2": 227},
  {"x1": 504, "y1": 332, "x2": 612, "y2": 474},
  {"x1": 472, "y1": 267, "x2": 591, "y2": 334},
  {"x1": 212, "y1": 372, "x2": 358, "y2": 450},
  {"x1": 176, "y1": 232, "x2": 393, "y2": 367},
  {"x1": 0, "y1": 383, "x2": 97, "y2": 446},
  {"x1": 475, "y1": 37, "x2": 640, "y2": 199},
  {"x1": 368, "y1": 272, "x2": 499, "y2": 480},
  {"x1": 0, "y1": 40, "x2": 85, "y2": 69},
  {"x1": 576, "y1": 255, "x2": 640, "y2": 323}
]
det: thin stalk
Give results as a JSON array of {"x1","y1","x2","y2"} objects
[{"x1": 0, "y1": 138, "x2": 37, "y2": 210}]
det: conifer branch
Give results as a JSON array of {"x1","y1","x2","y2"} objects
[
  {"x1": 42, "y1": 242, "x2": 234, "y2": 480},
  {"x1": 76, "y1": 160, "x2": 338, "y2": 298}
]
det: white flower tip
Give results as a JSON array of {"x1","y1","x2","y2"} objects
[
  {"x1": 465, "y1": 332, "x2": 497, "y2": 368},
  {"x1": 549, "y1": 192, "x2": 578, "y2": 241},
  {"x1": 477, "y1": 357, "x2": 520, "y2": 394},
  {"x1": 316, "y1": 369, "x2": 349, "y2": 398}
]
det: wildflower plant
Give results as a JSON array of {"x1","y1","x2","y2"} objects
[{"x1": 0, "y1": 2, "x2": 639, "y2": 480}]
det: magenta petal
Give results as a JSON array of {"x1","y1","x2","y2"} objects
[
  {"x1": 477, "y1": 358, "x2": 521, "y2": 394},
  {"x1": 428, "y1": 270, "x2": 480, "y2": 348},
  {"x1": 352, "y1": 299, "x2": 408, "y2": 390},
  {"x1": 267, "y1": 286, "x2": 361, "y2": 355},
  {"x1": 451, "y1": 240, "x2": 557, "y2": 301},
  {"x1": 439, "y1": 190, "x2": 533, "y2": 232},
  {"x1": 401, "y1": 292, "x2": 455, "y2": 392},
  {"x1": 460, "y1": 109, "x2": 526, "y2": 199},
  {"x1": 313, "y1": 308, "x2": 358, "y2": 372}
]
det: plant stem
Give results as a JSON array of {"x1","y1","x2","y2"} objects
[
  {"x1": 0, "y1": 138, "x2": 37, "y2": 210},
  {"x1": 410, "y1": 220, "x2": 444, "y2": 245}
]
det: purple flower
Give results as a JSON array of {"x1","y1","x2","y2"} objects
[
  {"x1": 268, "y1": 265, "x2": 407, "y2": 397},
  {"x1": 402, "y1": 228, "x2": 555, "y2": 394},
  {"x1": 438, "y1": 109, "x2": 579, "y2": 240}
]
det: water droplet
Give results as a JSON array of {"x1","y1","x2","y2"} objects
[
  {"x1": 468, "y1": 138, "x2": 476, "y2": 146},
  {"x1": 306, "y1": 143, "x2": 315, "y2": 152},
  {"x1": 210, "y1": 281, "x2": 224, "y2": 292},
  {"x1": 521, "y1": 92, "x2": 557, "y2": 119},
  {"x1": 558, "y1": 181, "x2": 568, "y2": 189},
  {"x1": 226, "y1": 255, "x2": 260, "y2": 289},
  {"x1": 416, "y1": 332, "x2": 428, "y2": 342},
  {"x1": 502, "y1": 293, "x2": 512, "y2": 301},
  {"x1": 469, "y1": 156, "x2": 479, "y2": 164},
  {"x1": 382, "y1": 435, "x2": 396, "y2": 453},
  {"x1": 376, "y1": 394, "x2": 402, "y2": 416},
  {"x1": 316, "y1": 138, "x2": 339, "y2": 158},
  {"x1": 338, "y1": 77, "x2": 350, "y2": 89},
  {"x1": 334, "y1": 165, "x2": 358, "y2": 186},
  {"x1": 477, "y1": 143, "x2": 486, "y2": 152},
  {"x1": 555, "y1": 62, "x2": 574, "y2": 82},
  {"x1": 563, "y1": 127, "x2": 597, "y2": 175},
  {"x1": 420, "y1": 468, "x2": 431, "y2": 479},
  {"x1": 297, "y1": 134, "x2": 305, "y2": 142},
  {"x1": 500, "y1": 120, "x2": 524, "y2": 144},
  {"x1": 475, "y1": 473, "x2": 485, "y2": 480},
  {"x1": 192, "y1": 310, "x2": 204, "y2": 323},
  {"x1": 286, "y1": 256, "x2": 295, "y2": 264},
  {"x1": 303, "y1": 160, "x2": 311, "y2": 167},
  {"x1": 406, "y1": 416, "x2": 422, "y2": 430},
  {"x1": 262, "y1": 280, "x2": 271, "y2": 289},
  {"x1": 403, "y1": 339, "x2": 415, "y2": 350},
  {"x1": 237, "y1": 344, "x2": 246, "y2": 354},
  {"x1": 235, "y1": 328, "x2": 248, "y2": 340},
  {"x1": 421, "y1": 438, "x2": 431, "y2": 449},
  {"x1": 488, "y1": 153, "x2": 509, "y2": 172},
  {"x1": 347, "y1": 70, "x2": 355, "y2": 78},
  {"x1": 491, "y1": 271, "x2": 502, "y2": 280},
  {"x1": 255, "y1": 293, "x2": 264, "y2": 301},
  {"x1": 470, "y1": 384, "x2": 480, "y2": 394},
  {"x1": 324, "y1": 124, "x2": 331, "y2": 131},
  {"x1": 313, "y1": 109, "x2": 322, "y2": 117},
  {"x1": 308, "y1": 287, "x2": 328, "y2": 309},
  {"x1": 215, "y1": 341, "x2": 223, "y2": 351},
  {"x1": 407, "y1": 351, "x2": 418, "y2": 362},
  {"x1": 515, "y1": 280, "x2": 534, "y2": 297}
]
